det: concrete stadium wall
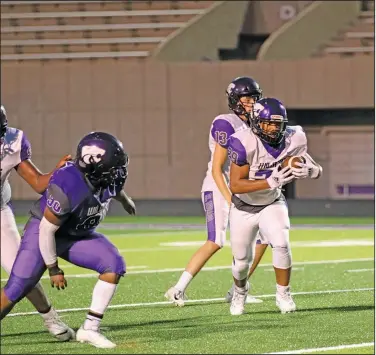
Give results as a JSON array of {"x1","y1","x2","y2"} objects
[{"x1": 2, "y1": 56, "x2": 374, "y2": 201}]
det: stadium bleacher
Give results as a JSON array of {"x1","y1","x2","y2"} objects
[
  {"x1": 321, "y1": 4, "x2": 374, "y2": 57},
  {"x1": 0, "y1": 0, "x2": 215, "y2": 61}
]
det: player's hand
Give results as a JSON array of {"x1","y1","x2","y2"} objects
[
  {"x1": 291, "y1": 162, "x2": 320, "y2": 179},
  {"x1": 55, "y1": 154, "x2": 72, "y2": 169},
  {"x1": 124, "y1": 196, "x2": 136, "y2": 215},
  {"x1": 267, "y1": 166, "x2": 295, "y2": 189},
  {"x1": 48, "y1": 266, "x2": 67, "y2": 290}
]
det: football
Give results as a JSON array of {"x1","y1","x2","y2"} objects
[{"x1": 281, "y1": 156, "x2": 305, "y2": 169}]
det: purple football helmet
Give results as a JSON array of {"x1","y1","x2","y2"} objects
[
  {"x1": 226, "y1": 76, "x2": 263, "y2": 116},
  {"x1": 251, "y1": 98, "x2": 288, "y2": 145},
  {"x1": 75, "y1": 132, "x2": 129, "y2": 189}
]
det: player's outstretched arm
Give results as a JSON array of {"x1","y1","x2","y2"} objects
[
  {"x1": 39, "y1": 207, "x2": 67, "y2": 290},
  {"x1": 16, "y1": 154, "x2": 72, "y2": 194},
  {"x1": 114, "y1": 190, "x2": 136, "y2": 215}
]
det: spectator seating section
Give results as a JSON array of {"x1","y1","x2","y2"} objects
[
  {"x1": 1, "y1": 1, "x2": 214, "y2": 61},
  {"x1": 321, "y1": 6, "x2": 374, "y2": 57}
]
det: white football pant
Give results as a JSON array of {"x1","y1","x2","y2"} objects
[
  {"x1": 230, "y1": 200, "x2": 291, "y2": 280},
  {"x1": 1, "y1": 204, "x2": 22, "y2": 274}
]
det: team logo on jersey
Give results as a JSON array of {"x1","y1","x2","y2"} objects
[
  {"x1": 258, "y1": 157, "x2": 285, "y2": 170},
  {"x1": 87, "y1": 205, "x2": 100, "y2": 216},
  {"x1": 81, "y1": 145, "x2": 106, "y2": 165}
]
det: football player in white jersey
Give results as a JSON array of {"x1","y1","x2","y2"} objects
[
  {"x1": 0, "y1": 105, "x2": 75, "y2": 340},
  {"x1": 227, "y1": 97, "x2": 322, "y2": 315},
  {"x1": 165, "y1": 77, "x2": 269, "y2": 306}
]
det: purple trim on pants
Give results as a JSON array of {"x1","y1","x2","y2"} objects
[{"x1": 203, "y1": 191, "x2": 216, "y2": 243}]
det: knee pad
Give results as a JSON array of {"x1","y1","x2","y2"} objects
[
  {"x1": 232, "y1": 258, "x2": 250, "y2": 281},
  {"x1": 100, "y1": 253, "x2": 126, "y2": 277},
  {"x1": 272, "y1": 245, "x2": 292, "y2": 269},
  {"x1": 4, "y1": 274, "x2": 37, "y2": 303}
]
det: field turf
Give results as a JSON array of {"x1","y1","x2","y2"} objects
[{"x1": 1, "y1": 216, "x2": 374, "y2": 354}]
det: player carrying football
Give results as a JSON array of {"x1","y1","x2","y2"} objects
[{"x1": 227, "y1": 97, "x2": 322, "y2": 315}]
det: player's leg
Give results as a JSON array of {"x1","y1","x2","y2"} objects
[
  {"x1": 248, "y1": 238, "x2": 268, "y2": 278},
  {"x1": 0, "y1": 209, "x2": 74, "y2": 340},
  {"x1": 229, "y1": 206, "x2": 259, "y2": 315},
  {"x1": 165, "y1": 189, "x2": 229, "y2": 306},
  {"x1": 258, "y1": 200, "x2": 296, "y2": 313},
  {"x1": 225, "y1": 234, "x2": 267, "y2": 304},
  {"x1": 60, "y1": 232, "x2": 125, "y2": 348}
]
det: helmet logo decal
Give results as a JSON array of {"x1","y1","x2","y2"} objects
[
  {"x1": 81, "y1": 145, "x2": 106, "y2": 165},
  {"x1": 226, "y1": 83, "x2": 235, "y2": 94},
  {"x1": 253, "y1": 103, "x2": 264, "y2": 116}
]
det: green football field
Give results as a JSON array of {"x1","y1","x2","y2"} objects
[{"x1": 1, "y1": 216, "x2": 374, "y2": 354}]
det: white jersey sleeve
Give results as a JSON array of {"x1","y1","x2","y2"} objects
[
  {"x1": 201, "y1": 113, "x2": 249, "y2": 192},
  {"x1": 285, "y1": 125, "x2": 307, "y2": 157},
  {"x1": 1, "y1": 127, "x2": 32, "y2": 208}
]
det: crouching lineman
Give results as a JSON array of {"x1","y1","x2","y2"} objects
[
  {"x1": 0, "y1": 132, "x2": 136, "y2": 349},
  {"x1": 227, "y1": 98, "x2": 322, "y2": 315}
]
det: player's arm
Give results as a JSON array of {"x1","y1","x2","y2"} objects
[
  {"x1": 229, "y1": 161, "x2": 270, "y2": 194},
  {"x1": 210, "y1": 119, "x2": 235, "y2": 205},
  {"x1": 39, "y1": 182, "x2": 71, "y2": 290},
  {"x1": 212, "y1": 143, "x2": 232, "y2": 205},
  {"x1": 114, "y1": 190, "x2": 136, "y2": 215},
  {"x1": 16, "y1": 155, "x2": 71, "y2": 194},
  {"x1": 40, "y1": 207, "x2": 67, "y2": 290},
  {"x1": 228, "y1": 136, "x2": 294, "y2": 194}
]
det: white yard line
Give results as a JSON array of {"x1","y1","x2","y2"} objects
[
  {"x1": 59, "y1": 265, "x2": 147, "y2": 270},
  {"x1": 1, "y1": 258, "x2": 373, "y2": 282},
  {"x1": 265, "y1": 342, "x2": 374, "y2": 354},
  {"x1": 160, "y1": 240, "x2": 374, "y2": 248},
  {"x1": 265, "y1": 267, "x2": 305, "y2": 272},
  {"x1": 346, "y1": 268, "x2": 374, "y2": 273},
  {"x1": 6, "y1": 287, "x2": 373, "y2": 317}
]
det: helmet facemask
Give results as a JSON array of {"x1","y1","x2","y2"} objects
[{"x1": 251, "y1": 116, "x2": 287, "y2": 146}]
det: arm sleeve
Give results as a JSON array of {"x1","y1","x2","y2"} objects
[{"x1": 39, "y1": 217, "x2": 60, "y2": 266}]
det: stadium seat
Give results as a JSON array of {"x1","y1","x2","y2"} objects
[
  {"x1": 0, "y1": 1, "x2": 214, "y2": 61},
  {"x1": 319, "y1": 9, "x2": 374, "y2": 57}
]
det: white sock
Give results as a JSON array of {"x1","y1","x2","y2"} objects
[
  {"x1": 276, "y1": 284, "x2": 290, "y2": 294},
  {"x1": 234, "y1": 282, "x2": 248, "y2": 295},
  {"x1": 40, "y1": 306, "x2": 57, "y2": 321},
  {"x1": 175, "y1": 271, "x2": 193, "y2": 292},
  {"x1": 83, "y1": 279, "x2": 117, "y2": 331}
]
